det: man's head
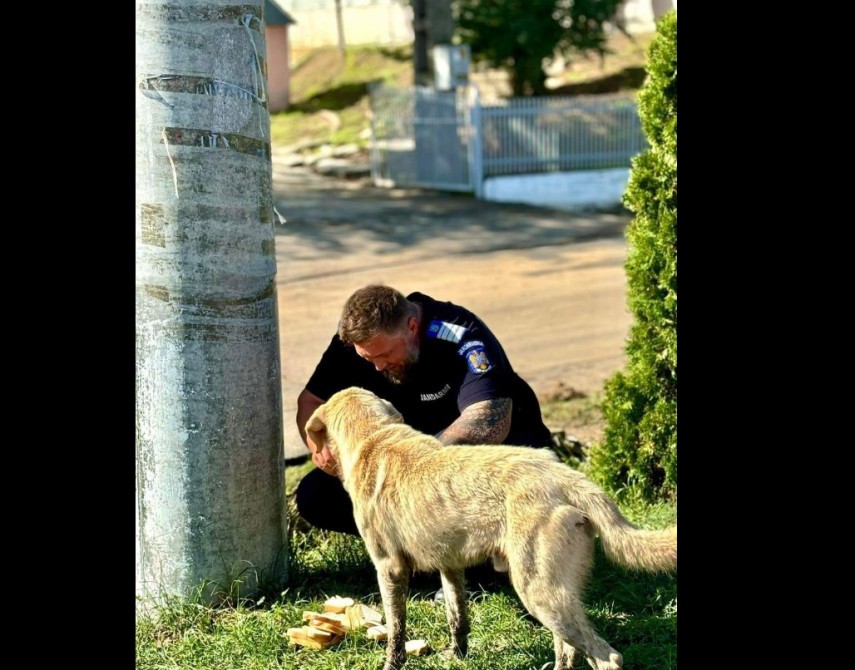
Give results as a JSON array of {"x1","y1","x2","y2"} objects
[{"x1": 338, "y1": 285, "x2": 421, "y2": 384}]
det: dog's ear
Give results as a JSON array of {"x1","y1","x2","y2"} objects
[
  {"x1": 379, "y1": 398, "x2": 404, "y2": 422},
  {"x1": 304, "y1": 408, "x2": 327, "y2": 454}
]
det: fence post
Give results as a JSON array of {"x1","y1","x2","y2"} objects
[
  {"x1": 467, "y1": 84, "x2": 484, "y2": 199},
  {"x1": 368, "y1": 81, "x2": 382, "y2": 185}
]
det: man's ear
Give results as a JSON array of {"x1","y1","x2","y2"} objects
[{"x1": 305, "y1": 409, "x2": 327, "y2": 454}]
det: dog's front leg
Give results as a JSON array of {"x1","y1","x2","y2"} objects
[
  {"x1": 439, "y1": 568, "x2": 470, "y2": 658},
  {"x1": 376, "y1": 555, "x2": 410, "y2": 670}
]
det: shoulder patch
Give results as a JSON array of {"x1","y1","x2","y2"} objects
[
  {"x1": 465, "y1": 347, "x2": 493, "y2": 374},
  {"x1": 426, "y1": 320, "x2": 467, "y2": 344},
  {"x1": 458, "y1": 340, "x2": 484, "y2": 355}
]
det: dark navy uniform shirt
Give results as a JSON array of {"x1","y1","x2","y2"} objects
[{"x1": 305, "y1": 292, "x2": 553, "y2": 447}]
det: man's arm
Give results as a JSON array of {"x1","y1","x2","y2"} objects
[
  {"x1": 296, "y1": 387, "x2": 325, "y2": 447},
  {"x1": 436, "y1": 397, "x2": 513, "y2": 445}
]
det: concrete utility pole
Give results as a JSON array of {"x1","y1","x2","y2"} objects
[
  {"x1": 136, "y1": 0, "x2": 287, "y2": 605},
  {"x1": 413, "y1": 0, "x2": 455, "y2": 86}
]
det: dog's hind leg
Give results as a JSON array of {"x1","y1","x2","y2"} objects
[
  {"x1": 375, "y1": 554, "x2": 411, "y2": 670},
  {"x1": 522, "y1": 581, "x2": 623, "y2": 670},
  {"x1": 553, "y1": 621, "x2": 621, "y2": 670},
  {"x1": 438, "y1": 568, "x2": 470, "y2": 659},
  {"x1": 518, "y1": 584, "x2": 622, "y2": 669},
  {"x1": 510, "y1": 505, "x2": 623, "y2": 670}
]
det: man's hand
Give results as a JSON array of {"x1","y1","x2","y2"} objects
[
  {"x1": 310, "y1": 441, "x2": 341, "y2": 477},
  {"x1": 298, "y1": 389, "x2": 342, "y2": 476}
]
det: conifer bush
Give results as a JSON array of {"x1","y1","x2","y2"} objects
[{"x1": 588, "y1": 11, "x2": 677, "y2": 502}]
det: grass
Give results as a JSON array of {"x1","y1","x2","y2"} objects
[
  {"x1": 137, "y1": 458, "x2": 677, "y2": 670},
  {"x1": 270, "y1": 45, "x2": 413, "y2": 149},
  {"x1": 541, "y1": 390, "x2": 605, "y2": 444}
]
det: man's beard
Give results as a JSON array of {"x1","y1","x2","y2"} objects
[{"x1": 382, "y1": 345, "x2": 420, "y2": 384}]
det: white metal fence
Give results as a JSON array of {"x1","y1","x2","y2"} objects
[
  {"x1": 370, "y1": 84, "x2": 647, "y2": 198},
  {"x1": 369, "y1": 84, "x2": 476, "y2": 192}
]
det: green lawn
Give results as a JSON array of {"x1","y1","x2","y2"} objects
[{"x1": 269, "y1": 45, "x2": 413, "y2": 149}]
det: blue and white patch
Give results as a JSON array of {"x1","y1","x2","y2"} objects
[
  {"x1": 426, "y1": 320, "x2": 467, "y2": 344},
  {"x1": 465, "y1": 347, "x2": 493, "y2": 374}
]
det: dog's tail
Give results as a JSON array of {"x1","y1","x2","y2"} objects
[{"x1": 562, "y1": 471, "x2": 676, "y2": 573}]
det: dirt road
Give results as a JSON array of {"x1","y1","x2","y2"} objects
[{"x1": 272, "y1": 161, "x2": 632, "y2": 460}]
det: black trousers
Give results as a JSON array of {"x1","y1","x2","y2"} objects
[{"x1": 295, "y1": 467, "x2": 361, "y2": 535}]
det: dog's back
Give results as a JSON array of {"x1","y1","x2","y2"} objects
[
  {"x1": 348, "y1": 438, "x2": 554, "y2": 570},
  {"x1": 350, "y1": 434, "x2": 675, "y2": 574}
]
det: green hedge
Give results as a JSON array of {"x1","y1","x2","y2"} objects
[{"x1": 588, "y1": 11, "x2": 677, "y2": 502}]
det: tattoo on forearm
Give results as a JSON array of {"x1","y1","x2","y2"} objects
[{"x1": 438, "y1": 398, "x2": 513, "y2": 445}]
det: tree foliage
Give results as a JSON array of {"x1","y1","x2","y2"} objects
[
  {"x1": 588, "y1": 10, "x2": 677, "y2": 503},
  {"x1": 453, "y1": 0, "x2": 622, "y2": 96}
]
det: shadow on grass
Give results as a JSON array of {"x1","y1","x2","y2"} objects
[
  {"x1": 549, "y1": 66, "x2": 647, "y2": 96},
  {"x1": 287, "y1": 527, "x2": 378, "y2": 601},
  {"x1": 290, "y1": 82, "x2": 374, "y2": 113},
  {"x1": 375, "y1": 45, "x2": 411, "y2": 62}
]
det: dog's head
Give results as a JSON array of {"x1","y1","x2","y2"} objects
[{"x1": 304, "y1": 387, "x2": 404, "y2": 475}]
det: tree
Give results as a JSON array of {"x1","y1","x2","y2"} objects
[
  {"x1": 136, "y1": 0, "x2": 287, "y2": 605},
  {"x1": 588, "y1": 10, "x2": 677, "y2": 503},
  {"x1": 453, "y1": 0, "x2": 622, "y2": 96}
]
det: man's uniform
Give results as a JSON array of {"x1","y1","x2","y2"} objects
[
  {"x1": 296, "y1": 291, "x2": 553, "y2": 534},
  {"x1": 306, "y1": 291, "x2": 552, "y2": 446}
]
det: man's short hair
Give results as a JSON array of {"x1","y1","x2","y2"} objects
[{"x1": 338, "y1": 285, "x2": 415, "y2": 344}]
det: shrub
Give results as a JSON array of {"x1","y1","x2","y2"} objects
[{"x1": 588, "y1": 11, "x2": 677, "y2": 502}]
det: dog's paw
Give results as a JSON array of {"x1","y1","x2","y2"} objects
[
  {"x1": 440, "y1": 644, "x2": 467, "y2": 661},
  {"x1": 382, "y1": 649, "x2": 408, "y2": 670},
  {"x1": 591, "y1": 651, "x2": 623, "y2": 670}
]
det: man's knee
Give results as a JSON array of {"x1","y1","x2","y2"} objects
[{"x1": 294, "y1": 469, "x2": 359, "y2": 536}]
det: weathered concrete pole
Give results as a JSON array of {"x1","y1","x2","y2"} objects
[{"x1": 136, "y1": 0, "x2": 287, "y2": 605}]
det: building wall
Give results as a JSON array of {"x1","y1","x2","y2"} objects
[
  {"x1": 287, "y1": 2, "x2": 413, "y2": 50},
  {"x1": 619, "y1": 0, "x2": 677, "y2": 33},
  {"x1": 285, "y1": 1, "x2": 674, "y2": 49},
  {"x1": 266, "y1": 24, "x2": 291, "y2": 112}
]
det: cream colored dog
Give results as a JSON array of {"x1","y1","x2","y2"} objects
[{"x1": 305, "y1": 387, "x2": 677, "y2": 670}]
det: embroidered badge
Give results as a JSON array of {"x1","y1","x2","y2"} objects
[
  {"x1": 426, "y1": 320, "x2": 467, "y2": 344},
  {"x1": 466, "y1": 348, "x2": 493, "y2": 374},
  {"x1": 458, "y1": 340, "x2": 484, "y2": 355}
]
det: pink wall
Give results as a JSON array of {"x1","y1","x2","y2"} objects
[{"x1": 266, "y1": 25, "x2": 290, "y2": 112}]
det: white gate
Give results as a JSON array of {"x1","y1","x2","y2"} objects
[{"x1": 369, "y1": 84, "x2": 476, "y2": 192}]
